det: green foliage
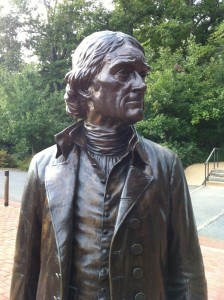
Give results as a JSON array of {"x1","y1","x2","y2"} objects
[
  {"x1": 0, "y1": 64, "x2": 72, "y2": 157},
  {"x1": 0, "y1": 150, "x2": 17, "y2": 168},
  {"x1": 25, "y1": 0, "x2": 111, "y2": 91},
  {"x1": 161, "y1": 141, "x2": 204, "y2": 168},
  {"x1": 0, "y1": 0, "x2": 224, "y2": 168},
  {"x1": 15, "y1": 156, "x2": 32, "y2": 171},
  {"x1": 136, "y1": 22, "x2": 224, "y2": 166},
  {"x1": 0, "y1": 8, "x2": 22, "y2": 72}
]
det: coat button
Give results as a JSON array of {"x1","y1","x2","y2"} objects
[
  {"x1": 100, "y1": 287, "x2": 107, "y2": 294},
  {"x1": 131, "y1": 243, "x2": 143, "y2": 255},
  {"x1": 101, "y1": 268, "x2": 108, "y2": 275},
  {"x1": 102, "y1": 249, "x2": 108, "y2": 255},
  {"x1": 133, "y1": 268, "x2": 143, "y2": 279},
  {"x1": 104, "y1": 212, "x2": 110, "y2": 217},
  {"x1": 135, "y1": 292, "x2": 145, "y2": 300},
  {"x1": 105, "y1": 194, "x2": 111, "y2": 200},
  {"x1": 129, "y1": 218, "x2": 141, "y2": 229}
]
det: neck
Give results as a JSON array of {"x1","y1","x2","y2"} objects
[
  {"x1": 85, "y1": 109, "x2": 126, "y2": 130},
  {"x1": 84, "y1": 121, "x2": 132, "y2": 156}
]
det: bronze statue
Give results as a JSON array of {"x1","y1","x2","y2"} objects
[{"x1": 10, "y1": 31, "x2": 207, "y2": 300}]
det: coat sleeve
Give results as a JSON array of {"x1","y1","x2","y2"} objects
[
  {"x1": 10, "y1": 155, "x2": 42, "y2": 300},
  {"x1": 167, "y1": 155, "x2": 207, "y2": 299}
]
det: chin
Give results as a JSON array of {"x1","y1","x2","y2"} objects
[{"x1": 124, "y1": 109, "x2": 144, "y2": 125}]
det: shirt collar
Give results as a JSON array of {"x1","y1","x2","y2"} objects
[{"x1": 54, "y1": 120, "x2": 148, "y2": 165}]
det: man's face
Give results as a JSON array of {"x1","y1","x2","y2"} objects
[{"x1": 86, "y1": 43, "x2": 150, "y2": 127}]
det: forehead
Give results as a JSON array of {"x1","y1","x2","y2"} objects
[{"x1": 104, "y1": 44, "x2": 150, "y2": 72}]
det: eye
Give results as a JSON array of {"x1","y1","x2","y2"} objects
[
  {"x1": 114, "y1": 68, "x2": 132, "y2": 81},
  {"x1": 139, "y1": 72, "x2": 148, "y2": 80}
]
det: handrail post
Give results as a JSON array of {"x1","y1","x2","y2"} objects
[
  {"x1": 4, "y1": 170, "x2": 9, "y2": 207},
  {"x1": 204, "y1": 147, "x2": 220, "y2": 185},
  {"x1": 217, "y1": 149, "x2": 219, "y2": 168}
]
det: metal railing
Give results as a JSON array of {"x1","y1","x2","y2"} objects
[{"x1": 204, "y1": 148, "x2": 219, "y2": 186}]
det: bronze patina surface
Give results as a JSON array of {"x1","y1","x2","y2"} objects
[{"x1": 10, "y1": 31, "x2": 207, "y2": 300}]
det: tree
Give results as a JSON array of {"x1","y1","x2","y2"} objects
[
  {"x1": 0, "y1": 0, "x2": 111, "y2": 159},
  {"x1": 0, "y1": 0, "x2": 223, "y2": 167},
  {"x1": 23, "y1": 0, "x2": 111, "y2": 91},
  {"x1": 0, "y1": 64, "x2": 72, "y2": 157},
  {"x1": 111, "y1": 0, "x2": 224, "y2": 56},
  {"x1": 136, "y1": 22, "x2": 224, "y2": 165},
  {"x1": 0, "y1": 6, "x2": 23, "y2": 72}
]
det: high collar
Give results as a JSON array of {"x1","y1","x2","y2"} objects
[
  {"x1": 54, "y1": 120, "x2": 149, "y2": 165},
  {"x1": 83, "y1": 122, "x2": 132, "y2": 156}
]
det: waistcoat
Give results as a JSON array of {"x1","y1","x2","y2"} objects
[{"x1": 69, "y1": 148, "x2": 130, "y2": 299}]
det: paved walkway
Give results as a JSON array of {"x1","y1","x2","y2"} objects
[
  {"x1": 0, "y1": 185, "x2": 224, "y2": 299},
  {"x1": 0, "y1": 201, "x2": 20, "y2": 300},
  {"x1": 185, "y1": 162, "x2": 224, "y2": 186}
]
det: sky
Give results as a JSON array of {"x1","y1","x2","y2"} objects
[
  {"x1": 0, "y1": 0, "x2": 114, "y2": 62},
  {"x1": 0, "y1": 0, "x2": 114, "y2": 16}
]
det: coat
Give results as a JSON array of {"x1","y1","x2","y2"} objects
[{"x1": 10, "y1": 124, "x2": 207, "y2": 300}]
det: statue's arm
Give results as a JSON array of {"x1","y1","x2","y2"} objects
[
  {"x1": 167, "y1": 155, "x2": 207, "y2": 299},
  {"x1": 10, "y1": 156, "x2": 42, "y2": 300}
]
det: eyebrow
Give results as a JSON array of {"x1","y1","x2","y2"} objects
[{"x1": 110, "y1": 58, "x2": 151, "y2": 73}]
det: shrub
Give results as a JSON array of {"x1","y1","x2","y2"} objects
[
  {"x1": 0, "y1": 150, "x2": 17, "y2": 168},
  {"x1": 15, "y1": 156, "x2": 32, "y2": 171},
  {"x1": 161, "y1": 141, "x2": 204, "y2": 168}
]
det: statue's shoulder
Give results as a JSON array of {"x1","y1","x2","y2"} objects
[
  {"x1": 139, "y1": 136, "x2": 176, "y2": 162},
  {"x1": 32, "y1": 145, "x2": 58, "y2": 165},
  {"x1": 28, "y1": 145, "x2": 58, "y2": 177}
]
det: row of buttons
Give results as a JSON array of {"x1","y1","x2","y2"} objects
[
  {"x1": 99, "y1": 188, "x2": 113, "y2": 293},
  {"x1": 130, "y1": 219, "x2": 144, "y2": 298},
  {"x1": 90, "y1": 160, "x2": 107, "y2": 184}
]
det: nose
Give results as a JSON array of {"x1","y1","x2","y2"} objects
[{"x1": 131, "y1": 72, "x2": 147, "y2": 94}]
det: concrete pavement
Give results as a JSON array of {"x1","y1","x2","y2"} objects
[
  {"x1": 191, "y1": 185, "x2": 224, "y2": 299},
  {"x1": 191, "y1": 185, "x2": 224, "y2": 240},
  {"x1": 0, "y1": 181, "x2": 224, "y2": 298}
]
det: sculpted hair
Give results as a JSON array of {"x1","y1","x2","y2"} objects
[{"x1": 64, "y1": 31, "x2": 145, "y2": 119}]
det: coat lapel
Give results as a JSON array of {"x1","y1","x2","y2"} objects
[
  {"x1": 114, "y1": 165, "x2": 154, "y2": 233},
  {"x1": 45, "y1": 147, "x2": 79, "y2": 297}
]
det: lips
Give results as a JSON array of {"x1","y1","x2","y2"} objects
[
  {"x1": 125, "y1": 94, "x2": 144, "y2": 107},
  {"x1": 125, "y1": 101, "x2": 144, "y2": 110}
]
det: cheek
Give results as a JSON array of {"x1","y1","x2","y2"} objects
[
  {"x1": 116, "y1": 84, "x2": 132, "y2": 106},
  {"x1": 94, "y1": 78, "x2": 132, "y2": 110}
]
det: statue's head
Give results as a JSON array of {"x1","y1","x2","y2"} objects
[{"x1": 64, "y1": 31, "x2": 150, "y2": 126}]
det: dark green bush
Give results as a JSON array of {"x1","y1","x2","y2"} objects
[
  {"x1": 15, "y1": 156, "x2": 32, "y2": 171},
  {"x1": 161, "y1": 141, "x2": 204, "y2": 168},
  {"x1": 0, "y1": 150, "x2": 17, "y2": 168}
]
